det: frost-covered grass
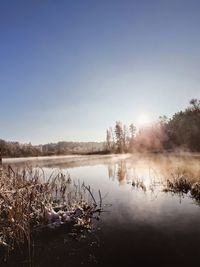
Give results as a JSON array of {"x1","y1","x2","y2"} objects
[
  {"x1": 0, "y1": 166, "x2": 100, "y2": 259},
  {"x1": 164, "y1": 172, "x2": 200, "y2": 201}
]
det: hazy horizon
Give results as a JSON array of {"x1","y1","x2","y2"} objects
[{"x1": 1, "y1": 0, "x2": 200, "y2": 144}]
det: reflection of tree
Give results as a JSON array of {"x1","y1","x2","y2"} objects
[
  {"x1": 107, "y1": 164, "x2": 113, "y2": 179},
  {"x1": 107, "y1": 160, "x2": 131, "y2": 184},
  {"x1": 107, "y1": 164, "x2": 117, "y2": 181},
  {"x1": 117, "y1": 160, "x2": 127, "y2": 184}
]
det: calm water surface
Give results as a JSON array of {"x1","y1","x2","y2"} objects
[{"x1": 3, "y1": 153, "x2": 200, "y2": 267}]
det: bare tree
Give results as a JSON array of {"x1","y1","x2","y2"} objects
[{"x1": 115, "y1": 121, "x2": 124, "y2": 153}]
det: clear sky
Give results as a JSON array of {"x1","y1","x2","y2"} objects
[{"x1": 0, "y1": 0, "x2": 200, "y2": 144}]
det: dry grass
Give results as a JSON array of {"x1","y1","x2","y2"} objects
[
  {"x1": 0, "y1": 165, "x2": 100, "y2": 259},
  {"x1": 132, "y1": 178, "x2": 147, "y2": 192},
  {"x1": 164, "y1": 171, "x2": 200, "y2": 201}
]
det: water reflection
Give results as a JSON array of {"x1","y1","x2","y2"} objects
[
  {"x1": 2, "y1": 153, "x2": 200, "y2": 267},
  {"x1": 105, "y1": 153, "x2": 200, "y2": 188},
  {"x1": 107, "y1": 160, "x2": 129, "y2": 185}
]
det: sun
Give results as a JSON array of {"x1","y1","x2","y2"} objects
[{"x1": 137, "y1": 113, "x2": 151, "y2": 126}]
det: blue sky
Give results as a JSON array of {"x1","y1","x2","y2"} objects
[{"x1": 0, "y1": 0, "x2": 200, "y2": 144}]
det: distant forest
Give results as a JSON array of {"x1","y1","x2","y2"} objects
[
  {"x1": 0, "y1": 99, "x2": 200, "y2": 158},
  {"x1": 0, "y1": 141, "x2": 104, "y2": 158},
  {"x1": 106, "y1": 99, "x2": 200, "y2": 153}
]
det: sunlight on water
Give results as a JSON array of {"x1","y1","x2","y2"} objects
[{"x1": 3, "y1": 153, "x2": 200, "y2": 266}]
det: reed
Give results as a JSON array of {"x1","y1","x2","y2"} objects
[
  {"x1": 164, "y1": 172, "x2": 200, "y2": 201},
  {"x1": 0, "y1": 166, "x2": 100, "y2": 259},
  {"x1": 132, "y1": 178, "x2": 146, "y2": 192}
]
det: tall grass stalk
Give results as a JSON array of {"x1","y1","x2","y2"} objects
[{"x1": 0, "y1": 166, "x2": 99, "y2": 260}]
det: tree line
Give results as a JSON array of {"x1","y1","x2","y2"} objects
[
  {"x1": 105, "y1": 99, "x2": 200, "y2": 153},
  {"x1": 1, "y1": 99, "x2": 199, "y2": 158},
  {"x1": 0, "y1": 141, "x2": 104, "y2": 158},
  {"x1": 106, "y1": 123, "x2": 137, "y2": 153}
]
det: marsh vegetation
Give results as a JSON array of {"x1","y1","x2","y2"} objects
[
  {"x1": 1, "y1": 153, "x2": 200, "y2": 266},
  {"x1": 0, "y1": 165, "x2": 102, "y2": 264}
]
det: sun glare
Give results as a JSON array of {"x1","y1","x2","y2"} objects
[{"x1": 137, "y1": 113, "x2": 151, "y2": 126}]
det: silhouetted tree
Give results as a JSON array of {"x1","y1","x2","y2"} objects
[
  {"x1": 106, "y1": 129, "x2": 112, "y2": 152},
  {"x1": 167, "y1": 99, "x2": 200, "y2": 151},
  {"x1": 115, "y1": 121, "x2": 124, "y2": 153}
]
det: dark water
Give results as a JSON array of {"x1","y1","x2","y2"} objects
[{"x1": 3, "y1": 153, "x2": 200, "y2": 267}]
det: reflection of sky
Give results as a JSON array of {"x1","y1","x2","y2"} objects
[
  {"x1": 1, "y1": 1, "x2": 200, "y2": 144},
  {"x1": 4, "y1": 153, "x2": 200, "y2": 262},
  {"x1": 10, "y1": 153, "x2": 199, "y2": 227},
  {"x1": 5, "y1": 153, "x2": 200, "y2": 265},
  {"x1": 67, "y1": 161, "x2": 200, "y2": 228}
]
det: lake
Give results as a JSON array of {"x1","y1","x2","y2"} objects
[{"x1": 2, "y1": 153, "x2": 200, "y2": 267}]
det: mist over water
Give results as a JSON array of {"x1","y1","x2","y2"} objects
[{"x1": 3, "y1": 153, "x2": 200, "y2": 266}]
